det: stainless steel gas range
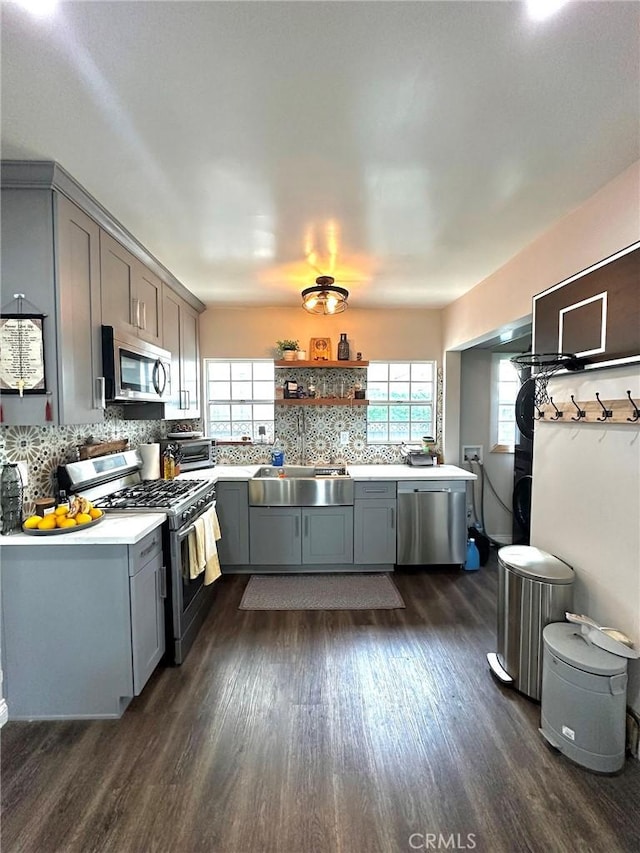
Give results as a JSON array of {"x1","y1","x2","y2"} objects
[{"x1": 58, "y1": 451, "x2": 217, "y2": 664}]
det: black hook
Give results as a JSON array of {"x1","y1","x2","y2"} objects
[
  {"x1": 549, "y1": 397, "x2": 563, "y2": 421},
  {"x1": 595, "y1": 392, "x2": 612, "y2": 422},
  {"x1": 627, "y1": 390, "x2": 640, "y2": 423},
  {"x1": 570, "y1": 395, "x2": 586, "y2": 421},
  {"x1": 534, "y1": 404, "x2": 545, "y2": 421}
]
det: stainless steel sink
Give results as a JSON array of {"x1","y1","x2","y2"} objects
[{"x1": 249, "y1": 465, "x2": 353, "y2": 506}]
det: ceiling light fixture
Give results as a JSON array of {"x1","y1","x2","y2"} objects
[
  {"x1": 301, "y1": 276, "x2": 349, "y2": 315},
  {"x1": 526, "y1": 0, "x2": 570, "y2": 21}
]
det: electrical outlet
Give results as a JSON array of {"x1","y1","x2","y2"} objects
[
  {"x1": 462, "y1": 445, "x2": 483, "y2": 464},
  {"x1": 340, "y1": 431, "x2": 349, "y2": 446}
]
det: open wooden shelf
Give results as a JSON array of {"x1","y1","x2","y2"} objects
[
  {"x1": 275, "y1": 359, "x2": 369, "y2": 368},
  {"x1": 276, "y1": 397, "x2": 369, "y2": 407}
]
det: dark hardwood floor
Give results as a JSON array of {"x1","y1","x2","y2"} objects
[{"x1": 2, "y1": 552, "x2": 639, "y2": 853}]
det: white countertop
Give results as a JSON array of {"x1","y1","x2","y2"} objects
[
  {"x1": 0, "y1": 513, "x2": 166, "y2": 546},
  {"x1": 178, "y1": 463, "x2": 475, "y2": 483}
]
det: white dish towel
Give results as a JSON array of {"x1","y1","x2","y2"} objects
[{"x1": 194, "y1": 505, "x2": 222, "y2": 586}]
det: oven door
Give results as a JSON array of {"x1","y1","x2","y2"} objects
[{"x1": 168, "y1": 499, "x2": 217, "y2": 663}]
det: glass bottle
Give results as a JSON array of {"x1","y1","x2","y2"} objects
[
  {"x1": 1, "y1": 463, "x2": 23, "y2": 534},
  {"x1": 337, "y1": 333, "x2": 350, "y2": 361}
]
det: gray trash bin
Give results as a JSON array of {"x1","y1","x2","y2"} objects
[
  {"x1": 540, "y1": 622, "x2": 627, "y2": 773},
  {"x1": 488, "y1": 545, "x2": 574, "y2": 700}
]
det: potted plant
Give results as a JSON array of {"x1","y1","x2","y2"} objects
[{"x1": 276, "y1": 339, "x2": 299, "y2": 361}]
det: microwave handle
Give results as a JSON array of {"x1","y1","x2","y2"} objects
[
  {"x1": 152, "y1": 359, "x2": 161, "y2": 395},
  {"x1": 158, "y1": 360, "x2": 168, "y2": 396}
]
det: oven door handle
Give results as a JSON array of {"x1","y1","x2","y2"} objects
[{"x1": 177, "y1": 499, "x2": 216, "y2": 541}]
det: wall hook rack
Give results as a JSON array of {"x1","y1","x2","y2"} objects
[
  {"x1": 549, "y1": 397, "x2": 563, "y2": 421},
  {"x1": 595, "y1": 392, "x2": 613, "y2": 422},
  {"x1": 570, "y1": 395, "x2": 586, "y2": 421},
  {"x1": 534, "y1": 403, "x2": 545, "y2": 421},
  {"x1": 627, "y1": 390, "x2": 640, "y2": 423}
]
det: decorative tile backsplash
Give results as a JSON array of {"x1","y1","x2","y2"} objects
[{"x1": 0, "y1": 370, "x2": 443, "y2": 506}]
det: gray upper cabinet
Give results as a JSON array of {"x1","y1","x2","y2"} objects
[
  {"x1": 161, "y1": 285, "x2": 201, "y2": 418},
  {"x1": 0, "y1": 187, "x2": 104, "y2": 425},
  {"x1": 100, "y1": 230, "x2": 163, "y2": 347}
]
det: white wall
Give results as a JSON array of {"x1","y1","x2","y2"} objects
[
  {"x1": 531, "y1": 365, "x2": 640, "y2": 711},
  {"x1": 460, "y1": 349, "x2": 514, "y2": 542}
]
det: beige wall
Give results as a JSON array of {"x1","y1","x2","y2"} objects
[
  {"x1": 198, "y1": 306, "x2": 442, "y2": 362},
  {"x1": 442, "y1": 159, "x2": 640, "y2": 352}
]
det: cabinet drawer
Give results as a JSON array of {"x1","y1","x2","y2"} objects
[
  {"x1": 130, "y1": 527, "x2": 163, "y2": 574},
  {"x1": 354, "y1": 481, "x2": 396, "y2": 500}
]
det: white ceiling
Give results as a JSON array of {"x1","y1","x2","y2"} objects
[{"x1": 2, "y1": 1, "x2": 639, "y2": 310}]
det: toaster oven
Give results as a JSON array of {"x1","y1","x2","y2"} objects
[{"x1": 160, "y1": 437, "x2": 216, "y2": 471}]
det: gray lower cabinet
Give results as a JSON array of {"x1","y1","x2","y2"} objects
[
  {"x1": 249, "y1": 506, "x2": 353, "y2": 565},
  {"x1": 354, "y1": 500, "x2": 397, "y2": 564},
  {"x1": 216, "y1": 482, "x2": 250, "y2": 565},
  {"x1": 1, "y1": 529, "x2": 165, "y2": 720}
]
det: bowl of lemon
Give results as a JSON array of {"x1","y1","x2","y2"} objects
[{"x1": 23, "y1": 496, "x2": 104, "y2": 535}]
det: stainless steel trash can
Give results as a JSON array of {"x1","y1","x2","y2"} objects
[{"x1": 487, "y1": 545, "x2": 574, "y2": 700}]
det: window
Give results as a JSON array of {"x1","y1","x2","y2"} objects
[
  {"x1": 493, "y1": 355, "x2": 519, "y2": 450},
  {"x1": 204, "y1": 359, "x2": 274, "y2": 442},
  {"x1": 366, "y1": 361, "x2": 436, "y2": 443}
]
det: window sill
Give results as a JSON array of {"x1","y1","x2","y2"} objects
[{"x1": 491, "y1": 444, "x2": 515, "y2": 454}]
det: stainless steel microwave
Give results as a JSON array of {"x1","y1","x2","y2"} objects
[
  {"x1": 160, "y1": 437, "x2": 217, "y2": 471},
  {"x1": 102, "y1": 326, "x2": 172, "y2": 402}
]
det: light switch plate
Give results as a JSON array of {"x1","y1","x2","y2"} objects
[{"x1": 340, "y1": 431, "x2": 349, "y2": 445}]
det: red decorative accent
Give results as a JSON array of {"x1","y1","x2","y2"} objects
[{"x1": 45, "y1": 397, "x2": 53, "y2": 422}]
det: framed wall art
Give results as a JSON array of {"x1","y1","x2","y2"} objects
[{"x1": 309, "y1": 337, "x2": 332, "y2": 361}]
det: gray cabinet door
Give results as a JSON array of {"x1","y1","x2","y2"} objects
[
  {"x1": 180, "y1": 301, "x2": 200, "y2": 417},
  {"x1": 250, "y1": 507, "x2": 301, "y2": 565},
  {"x1": 56, "y1": 194, "x2": 104, "y2": 424},
  {"x1": 302, "y1": 507, "x2": 354, "y2": 564},
  {"x1": 161, "y1": 286, "x2": 183, "y2": 415},
  {"x1": 354, "y1": 500, "x2": 397, "y2": 564},
  {"x1": 100, "y1": 231, "x2": 162, "y2": 345},
  {"x1": 217, "y1": 482, "x2": 250, "y2": 565},
  {"x1": 130, "y1": 551, "x2": 165, "y2": 695}
]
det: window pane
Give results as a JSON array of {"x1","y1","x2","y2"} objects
[
  {"x1": 499, "y1": 359, "x2": 518, "y2": 381},
  {"x1": 499, "y1": 404, "x2": 515, "y2": 422},
  {"x1": 368, "y1": 383, "x2": 389, "y2": 401},
  {"x1": 410, "y1": 383, "x2": 433, "y2": 401},
  {"x1": 210, "y1": 422, "x2": 231, "y2": 438},
  {"x1": 389, "y1": 405, "x2": 409, "y2": 422},
  {"x1": 253, "y1": 362, "x2": 274, "y2": 381},
  {"x1": 209, "y1": 381, "x2": 230, "y2": 399},
  {"x1": 499, "y1": 382, "x2": 518, "y2": 403},
  {"x1": 231, "y1": 381, "x2": 252, "y2": 400},
  {"x1": 209, "y1": 404, "x2": 230, "y2": 420},
  {"x1": 367, "y1": 363, "x2": 388, "y2": 381},
  {"x1": 389, "y1": 382, "x2": 410, "y2": 401},
  {"x1": 389, "y1": 363, "x2": 410, "y2": 382},
  {"x1": 253, "y1": 404, "x2": 273, "y2": 420},
  {"x1": 389, "y1": 423, "x2": 410, "y2": 442},
  {"x1": 231, "y1": 404, "x2": 252, "y2": 420},
  {"x1": 367, "y1": 423, "x2": 388, "y2": 442},
  {"x1": 498, "y1": 423, "x2": 516, "y2": 445},
  {"x1": 411, "y1": 363, "x2": 433, "y2": 381},
  {"x1": 208, "y1": 362, "x2": 230, "y2": 380},
  {"x1": 253, "y1": 381, "x2": 274, "y2": 400},
  {"x1": 410, "y1": 423, "x2": 432, "y2": 441},
  {"x1": 368, "y1": 405, "x2": 388, "y2": 422},
  {"x1": 231, "y1": 362, "x2": 252, "y2": 381},
  {"x1": 410, "y1": 405, "x2": 432, "y2": 421}
]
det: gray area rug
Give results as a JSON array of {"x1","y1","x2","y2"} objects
[{"x1": 239, "y1": 573, "x2": 405, "y2": 611}]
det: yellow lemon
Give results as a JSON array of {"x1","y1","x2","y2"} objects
[
  {"x1": 75, "y1": 513, "x2": 92, "y2": 526},
  {"x1": 37, "y1": 516, "x2": 57, "y2": 530},
  {"x1": 54, "y1": 505, "x2": 69, "y2": 516},
  {"x1": 23, "y1": 515, "x2": 42, "y2": 529},
  {"x1": 89, "y1": 508, "x2": 103, "y2": 520},
  {"x1": 59, "y1": 517, "x2": 77, "y2": 528}
]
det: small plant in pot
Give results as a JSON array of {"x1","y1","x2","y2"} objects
[{"x1": 276, "y1": 339, "x2": 299, "y2": 361}]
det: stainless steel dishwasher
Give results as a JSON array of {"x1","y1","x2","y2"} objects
[{"x1": 397, "y1": 480, "x2": 467, "y2": 565}]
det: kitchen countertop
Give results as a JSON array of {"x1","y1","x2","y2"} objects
[
  {"x1": 0, "y1": 513, "x2": 166, "y2": 546},
  {"x1": 178, "y1": 463, "x2": 475, "y2": 482}
]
